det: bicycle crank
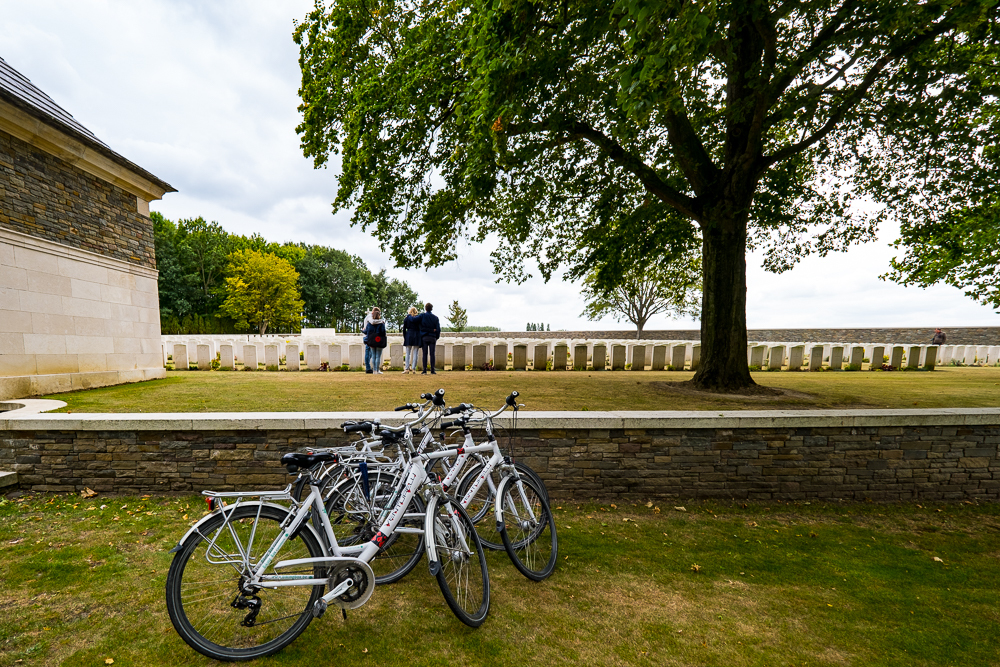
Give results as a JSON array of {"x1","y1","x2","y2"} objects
[{"x1": 322, "y1": 559, "x2": 375, "y2": 610}]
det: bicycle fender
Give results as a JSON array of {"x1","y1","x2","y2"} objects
[{"x1": 169, "y1": 501, "x2": 299, "y2": 551}]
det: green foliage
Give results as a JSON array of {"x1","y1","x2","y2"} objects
[
  {"x1": 294, "y1": 0, "x2": 1000, "y2": 388},
  {"x1": 152, "y1": 212, "x2": 419, "y2": 334},
  {"x1": 221, "y1": 249, "x2": 305, "y2": 335},
  {"x1": 365, "y1": 269, "x2": 420, "y2": 332},
  {"x1": 887, "y1": 197, "x2": 1000, "y2": 310},
  {"x1": 446, "y1": 300, "x2": 468, "y2": 332},
  {"x1": 582, "y1": 250, "x2": 701, "y2": 337}
]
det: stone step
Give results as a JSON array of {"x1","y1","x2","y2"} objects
[{"x1": 0, "y1": 471, "x2": 18, "y2": 490}]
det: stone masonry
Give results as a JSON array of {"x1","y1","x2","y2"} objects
[
  {"x1": 2, "y1": 411, "x2": 998, "y2": 501},
  {"x1": 0, "y1": 131, "x2": 156, "y2": 269}
]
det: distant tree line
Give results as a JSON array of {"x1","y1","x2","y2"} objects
[{"x1": 153, "y1": 213, "x2": 419, "y2": 334}]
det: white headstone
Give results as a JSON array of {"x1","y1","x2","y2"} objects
[
  {"x1": 220, "y1": 344, "x2": 235, "y2": 370},
  {"x1": 306, "y1": 344, "x2": 322, "y2": 370},
  {"x1": 285, "y1": 344, "x2": 300, "y2": 371},
  {"x1": 243, "y1": 344, "x2": 258, "y2": 371},
  {"x1": 173, "y1": 344, "x2": 189, "y2": 371},
  {"x1": 265, "y1": 344, "x2": 280, "y2": 371}
]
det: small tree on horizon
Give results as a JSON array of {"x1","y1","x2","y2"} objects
[
  {"x1": 446, "y1": 300, "x2": 468, "y2": 332},
  {"x1": 583, "y1": 252, "x2": 701, "y2": 339}
]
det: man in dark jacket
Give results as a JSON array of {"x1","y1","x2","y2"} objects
[{"x1": 418, "y1": 302, "x2": 441, "y2": 374}]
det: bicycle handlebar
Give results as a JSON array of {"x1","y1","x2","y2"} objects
[
  {"x1": 505, "y1": 390, "x2": 519, "y2": 407},
  {"x1": 342, "y1": 421, "x2": 375, "y2": 434}
]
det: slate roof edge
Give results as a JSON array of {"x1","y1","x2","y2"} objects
[{"x1": 0, "y1": 84, "x2": 175, "y2": 196}]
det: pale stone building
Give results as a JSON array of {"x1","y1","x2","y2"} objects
[{"x1": 0, "y1": 56, "x2": 174, "y2": 400}]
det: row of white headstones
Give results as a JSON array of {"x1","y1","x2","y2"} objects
[{"x1": 160, "y1": 335, "x2": 1000, "y2": 371}]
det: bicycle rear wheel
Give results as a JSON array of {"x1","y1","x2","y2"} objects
[
  {"x1": 497, "y1": 474, "x2": 558, "y2": 581},
  {"x1": 165, "y1": 504, "x2": 325, "y2": 661},
  {"x1": 457, "y1": 460, "x2": 547, "y2": 550},
  {"x1": 426, "y1": 496, "x2": 490, "y2": 627}
]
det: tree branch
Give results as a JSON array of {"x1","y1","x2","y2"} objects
[
  {"x1": 764, "y1": 12, "x2": 966, "y2": 167},
  {"x1": 766, "y1": 0, "x2": 858, "y2": 102},
  {"x1": 506, "y1": 119, "x2": 701, "y2": 220},
  {"x1": 663, "y1": 103, "x2": 719, "y2": 197}
]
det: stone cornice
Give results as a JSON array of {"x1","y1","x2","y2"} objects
[
  {"x1": 0, "y1": 225, "x2": 159, "y2": 279},
  {"x1": 0, "y1": 97, "x2": 175, "y2": 202},
  {"x1": 3, "y1": 408, "x2": 999, "y2": 432}
]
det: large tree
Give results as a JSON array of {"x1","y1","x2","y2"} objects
[{"x1": 295, "y1": 0, "x2": 999, "y2": 390}]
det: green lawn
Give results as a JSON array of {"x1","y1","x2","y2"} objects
[
  {"x1": 39, "y1": 366, "x2": 1000, "y2": 412},
  {"x1": 0, "y1": 494, "x2": 997, "y2": 666}
]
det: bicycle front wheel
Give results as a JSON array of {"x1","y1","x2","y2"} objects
[
  {"x1": 496, "y1": 474, "x2": 558, "y2": 581},
  {"x1": 426, "y1": 496, "x2": 490, "y2": 627},
  {"x1": 165, "y1": 504, "x2": 325, "y2": 661}
]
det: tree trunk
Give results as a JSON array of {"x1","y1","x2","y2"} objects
[{"x1": 691, "y1": 206, "x2": 755, "y2": 391}]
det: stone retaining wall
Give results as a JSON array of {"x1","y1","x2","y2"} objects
[
  {"x1": 3, "y1": 410, "x2": 998, "y2": 501},
  {"x1": 444, "y1": 327, "x2": 1000, "y2": 346}
]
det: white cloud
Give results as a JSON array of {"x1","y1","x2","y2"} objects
[{"x1": 1, "y1": 2, "x2": 995, "y2": 333}]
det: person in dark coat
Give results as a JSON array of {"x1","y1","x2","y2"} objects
[
  {"x1": 401, "y1": 306, "x2": 421, "y2": 374},
  {"x1": 418, "y1": 302, "x2": 441, "y2": 374},
  {"x1": 931, "y1": 329, "x2": 946, "y2": 345}
]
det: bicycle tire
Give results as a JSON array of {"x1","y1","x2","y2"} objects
[
  {"x1": 426, "y1": 496, "x2": 490, "y2": 627},
  {"x1": 165, "y1": 504, "x2": 325, "y2": 661},
  {"x1": 324, "y1": 474, "x2": 425, "y2": 585},
  {"x1": 456, "y1": 460, "x2": 547, "y2": 550},
  {"x1": 497, "y1": 474, "x2": 558, "y2": 581}
]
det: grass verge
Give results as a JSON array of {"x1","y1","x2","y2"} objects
[
  {"x1": 1, "y1": 493, "x2": 997, "y2": 666},
  {"x1": 41, "y1": 366, "x2": 1000, "y2": 413}
]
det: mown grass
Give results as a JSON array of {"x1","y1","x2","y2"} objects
[
  {"x1": 1, "y1": 493, "x2": 998, "y2": 666},
  {"x1": 42, "y1": 366, "x2": 1000, "y2": 413}
]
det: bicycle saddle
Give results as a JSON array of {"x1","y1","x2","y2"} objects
[{"x1": 281, "y1": 452, "x2": 337, "y2": 473}]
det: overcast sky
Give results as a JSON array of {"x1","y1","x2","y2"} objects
[{"x1": 2, "y1": 1, "x2": 996, "y2": 332}]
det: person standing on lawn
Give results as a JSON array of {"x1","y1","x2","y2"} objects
[
  {"x1": 418, "y1": 302, "x2": 440, "y2": 374},
  {"x1": 362, "y1": 307, "x2": 375, "y2": 373},
  {"x1": 364, "y1": 307, "x2": 388, "y2": 374},
  {"x1": 931, "y1": 328, "x2": 947, "y2": 345},
  {"x1": 402, "y1": 306, "x2": 421, "y2": 374}
]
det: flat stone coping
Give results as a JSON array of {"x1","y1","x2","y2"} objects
[
  {"x1": 0, "y1": 399, "x2": 68, "y2": 415},
  {"x1": 2, "y1": 408, "x2": 999, "y2": 431}
]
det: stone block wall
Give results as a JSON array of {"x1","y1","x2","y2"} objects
[
  {"x1": 2, "y1": 411, "x2": 998, "y2": 501},
  {"x1": 0, "y1": 130, "x2": 156, "y2": 268},
  {"x1": 0, "y1": 222, "x2": 165, "y2": 400},
  {"x1": 445, "y1": 328, "x2": 1000, "y2": 346}
]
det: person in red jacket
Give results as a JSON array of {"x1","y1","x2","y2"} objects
[{"x1": 363, "y1": 307, "x2": 388, "y2": 374}]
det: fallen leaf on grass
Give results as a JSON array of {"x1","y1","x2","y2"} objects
[
  {"x1": 674, "y1": 506, "x2": 687, "y2": 512},
  {"x1": 690, "y1": 564, "x2": 701, "y2": 573},
  {"x1": 645, "y1": 501, "x2": 653, "y2": 508},
  {"x1": 933, "y1": 556, "x2": 944, "y2": 563},
  {"x1": 610, "y1": 504, "x2": 617, "y2": 509},
  {"x1": 80, "y1": 488, "x2": 97, "y2": 499},
  {"x1": 622, "y1": 518, "x2": 633, "y2": 522},
  {"x1": 105, "y1": 660, "x2": 114, "y2": 665}
]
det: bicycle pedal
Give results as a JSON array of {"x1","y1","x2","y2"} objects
[
  {"x1": 342, "y1": 608, "x2": 348, "y2": 621},
  {"x1": 312, "y1": 599, "x2": 328, "y2": 619}
]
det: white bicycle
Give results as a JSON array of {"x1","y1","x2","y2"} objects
[{"x1": 165, "y1": 402, "x2": 489, "y2": 661}]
